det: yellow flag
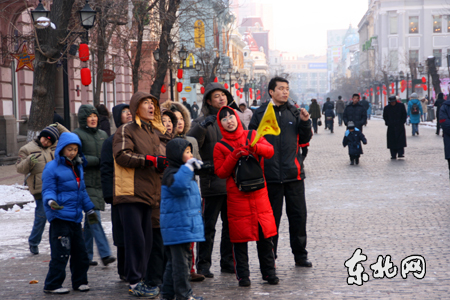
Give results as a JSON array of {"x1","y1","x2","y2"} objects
[{"x1": 250, "y1": 102, "x2": 281, "y2": 147}]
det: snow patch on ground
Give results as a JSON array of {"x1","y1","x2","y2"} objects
[{"x1": 0, "y1": 184, "x2": 34, "y2": 206}]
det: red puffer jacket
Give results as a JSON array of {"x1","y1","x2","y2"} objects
[{"x1": 213, "y1": 106, "x2": 277, "y2": 243}]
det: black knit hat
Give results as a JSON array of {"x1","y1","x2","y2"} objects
[{"x1": 38, "y1": 126, "x2": 60, "y2": 145}]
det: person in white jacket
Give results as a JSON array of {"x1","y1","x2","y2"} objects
[{"x1": 236, "y1": 102, "x2": 253, "y2": 128}]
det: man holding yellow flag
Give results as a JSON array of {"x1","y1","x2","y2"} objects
[{"x1": 249, "y1": 77, "x2": 312, "y2": 268}]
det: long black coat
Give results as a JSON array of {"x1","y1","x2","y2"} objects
[
  {"x1": 439, "y1": 100, "x2": 450, "y2": 159},
  {"x1": 383, "y1": 102, "x2": 407, "y2": 150}
]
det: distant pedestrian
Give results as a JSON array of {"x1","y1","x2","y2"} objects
[
  {"x1": 435, "y1": 93, "x2": 445, "y2": 135},
  {"x1": 335, "y1": 96, "x2": 345, "y2": 126},
  {"x1": 309, "y1": 98, "x2": 321, "y2": 133},
  {"x1": 191, "y1": 101, "x2": 199, "y2": 119},
  {"x1": 182, "y1": 97, "x2": 192, "y2": 116},
  {"x1": 407, "y1": 93, "x2": 423, "y2": 136},
  {"x1": 421, "y1": 97, "x2": 428, "y2": 122},
  {"x1": 367, "y1": 102, "x2": 372, "y2": 120},
  {"x1": 438, "y1": 96, "x2": 450, "y2": 178},
  {"x1": 16, "y1": 123, "x2": 69, "y2": 255},
  {"x1": 322, "y1": 97, "x2": 334, "y2": 129},
  {"x1": 383, "y1": 96, "x2": 407, "y2": 159},
  {"x1": 160, "y1": 138, "x2": 205, "y2": 300},
  {"x1": 42, "y1": 132, "x2": 96, "y2": 294},
  {"x1": 96, "y1": 104, "x2": 111, "y2": 136},
  {"x1": 343, "y1": 121, "x2": 367, "y2": 165},
  {"x1": 214, "y1": 106, "x2": 278, "y2": 287},
  {"x1": 343, "y1": 94, "x2": 367, "y2": 132},
  {"x1": 324, "y1": 106, "x2": 335, "y2": 133},
  {"x1": 236, "y1": 102, "x2": 253, "y2": 128},
  {"x1": 360, "y1": 97, "x2": 370, "y2": 125}
]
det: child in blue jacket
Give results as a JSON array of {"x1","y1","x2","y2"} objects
[
  {"x1": 42, "y1": 132, "x2": 97, "y2": 294},
  {"x1": 343, "y1": 121, "x2": 367, "y2": 165},
  {"x1": 160, "y1": 138, "x2": 205, "y2": 300}
]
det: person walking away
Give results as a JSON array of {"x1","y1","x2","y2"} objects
[
  {"x1": 236, "y1": 102, "x2": 253, "y2": 128},
  {"x1": 42, "y1": 132, "x2": 97, "y2": 294},
  {"x1": 96, "y1": 104, "x2": 111, "y2": 136},
  {"x1": 343, "y1": 121, "x2": 367, "y2": 165},
  {"x1": 308, "y1": 98, "x2": 321, "y2": 134},
  {"x1": 324, "y1": 106, "x2": 335, "y2": 133},
  {"x1": 367, "y1": 102, "x2": 372, "y2": 120},
  {"x1": 343, "y1": 94, "x2": 367, "y2": 132},
  {"x1": 73, "y1": 105, "x2": 115, "y2": 267},
  {"x1": 407, "y1": 93, "x2": 423, "y2": 136},
  {"x1": 160, "y1": 139, "x2": 205, "y2": 300},
  {"x1": 435, "y1": 93, "x2": 445, "y2": 135},
  {"x1": 113, "y1": 92, "x2": 168, "y2": 297},
  {"x1": 182, "y1": 97, "x2": 192, "y2": 116},
  {"x1": 16, "y1": 123, "x2": 69, "y2": 255},
  {"x1": 161, "y1": 100, "x2": 204, "y2": 282},
  {"x1": 322, "y1": 97, "x2": 334, "y2": 129},
  {"x1": 100, "y1": 104, "x2": 132, "y2": 281},
  {"x1": 214, "y1": 106, "x2": 278, "y2": 287},
  {"x1": 360, "y1": 96, "x2": 370, "y2": 126},
  {"x1": 249, "y1": 77, "x2": 312, "y2": 267},
  {"x1": 421, "y1": 97, "x2": 428, "y2": 122},
  {"x1": 187, "y1": 83, "x2": 240, "y2": 278},
  {"x1": 335, "y1": 96, "x2": 345, "y2": 126},
  {"x1": 191, "y1": 101, "x2": 199, "y2": 119},
  {"x1": 439, "y1": 96, "x2": 450, "y2": 178},
  {"x1": 383, "y1": 96, "x2": 407, "y2": 159}
]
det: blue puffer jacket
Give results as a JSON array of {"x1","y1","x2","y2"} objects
[
  {"x1": 407, "y1": 99, "x2": 423, "y2": 124},
  {"x1": 160, "y1": 139, "x2": 205, "y2": 246},
  {"x1": 42, "y1": 132, "x2": 94, "y2": 223}
]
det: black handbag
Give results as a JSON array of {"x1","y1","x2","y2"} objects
[{"x1": 318, "y1": 119, "x2": 322, "y2": 126}]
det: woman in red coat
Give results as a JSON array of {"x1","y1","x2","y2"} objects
[{"x1": 213, "y1": 106, "x2": 278, "y2": 287}]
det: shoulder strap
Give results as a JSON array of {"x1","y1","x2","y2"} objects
[
  {"x1": 218, "y1": 140, "x2": 234, "y2": 152},
  {"x1": 246, "y1": 130, "x2": 253, "y2": 146}
]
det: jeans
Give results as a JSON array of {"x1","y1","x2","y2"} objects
[
  {"x1": 161, "y1": 243, "x2": 193, "y2": 300},
  {"x1": 326, "y1": 119, "x2": 334, "y2": 132},
  {"x1": 44, "y1": 219, "x2": 89, "y2": 291},
  {"x1": 83, "y1": 210, "x2": 111, "y2": 261},
  {"x1": 29, "y1": 196, "x2": 47, "y2": 247},
  {"x1": 312, "y1": 118, "x2": 318, "y2": 133},
  {"x1": 337, "y1": 113, "x2": 344, "y2": 125},
  {"x1": 411, "y1": 123, "x2": 419, "y2": 136},
  {"x1": 367, "y1": 113, "x2": 371, "y2": 120}
]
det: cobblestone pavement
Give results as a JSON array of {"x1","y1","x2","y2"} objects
[{"x1": 1, "y1": 118, "x2": 449, "y2": 299}]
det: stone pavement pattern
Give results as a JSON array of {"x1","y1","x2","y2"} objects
[{"x1": 0, "y1": 118, "x2": 449, "y2": 299}]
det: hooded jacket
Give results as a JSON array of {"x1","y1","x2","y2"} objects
[
  {"x1": 160, "y1": 138, "x2": 205, "y2": 245},
  {"x1": 161, "y1": 100, "x2": 201, "y2": 160},
  {"x1": 42, "y1": 132, "x2": 94, "y2": 223},
  {"x1": 343, "y1": 128, "x2": 367, "y2": 155},
  {"x1": 214, "y1": 106, "x2": 277, "y2": 243},
  {"x1": 73, "y1": 105, "x2": 108, "y2": 210},
  {"x1": 187, "y1": 83, "x2": 240, "y2": 197},
  {"x1": 439, "y1": 99, "x2": 450, "y2": 159},
  {"x1": 100, "y1": 103, "x2": 129, "y2": 203},
  {"x1": 16, "y1": 123, "x2": 69, "y2": 196},
  {"x1": 335, "y1": 99, "x2": 345, "y2": 114},
  {"x1": 309, "y1": 101, "x2": 321, "y2": 119},
  {"x1": 435, "y1": 93, "x2": 445, "y2": 119},
  {"x1": 407, "y1": 98, "x2": 423, "y2": 124},
  {"x1": 112, "y1": 92, "x2": 162, "y2": 207},
  {"x1": 249, "y1": 101, "x2": 312, "y2": 183}
]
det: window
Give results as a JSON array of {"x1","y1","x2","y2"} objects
[
  {"x1": 433, "y1": 15, "x2": 442, "y2": 33},
  {"x1": 310, "y1": 73, "x2": 317, "y2": 78},
  {"x1": 409, "y1": 50, "x2": 419, "y2": 64},
  {"x1": 390, "y1": 16, "x2": 398, "y2": 34},
  {"x1": 409, "y1": 16, "x2": 419, "y2": 33},
  {"x1": 389, "y1": 50, "x2": 398, "y2": 71},
  {"x1": 194, "y1": 20, "x2": 205, "y2": 48},
  {"x1": 433, "y1": 49, "x2": 442, "y2": 67}
]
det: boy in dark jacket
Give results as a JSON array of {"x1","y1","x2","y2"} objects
[
  {"x1": 42, "y1": 132, "x2": 97, "y2": 294},
  {"x1": 160, "y1": 138, "x2": 205, "y2": 300},
  {"x1": 343, "y1": 121, "x2": 367, "y2": 165},
  {"x1": 324, "y1": 107, "x2": 335, "y2": 133}
]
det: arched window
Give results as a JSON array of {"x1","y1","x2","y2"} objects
[{"x1": 194, "y1": 20, "x2": 205, "y2": 48}]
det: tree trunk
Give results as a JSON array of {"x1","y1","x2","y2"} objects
[
  {"x1": 28, "y1": 0, "x2": 75, "y2": 142},
  {"x1": 132, "y1": 13, "x2": 145, "y2": 93},
  {"x1": 427, "y1": 57, "x2": 442, "y2": 95}
]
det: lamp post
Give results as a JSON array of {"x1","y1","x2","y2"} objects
[
  {"x1": 388, "y1": 74, "x2": 401, "y2": 96},
  {"x1": 447, "y1": 53, "x2": 450, "y2": 79},
  {"x1": 31, "y1": 0, "x2": 50, "y2": 22},
  {"x1": 425, "y1": 59, "x2": 431, "y2": 99},
  {"x1": 243, "y1": 74, "x2": 248, "y2": 105}
]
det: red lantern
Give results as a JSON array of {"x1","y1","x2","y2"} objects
[
  {"x1": 79, "y1": 44, "x2": 89, "y2": 62},
  {"x1": 177, "y1": 69, "x2": 183, "y2": 79},
  {"x1": 249, "y1": 88, "x2": 253, "y2": 93},
  {"x1": 257, "y1": 90, "x2": 260, "y2": 95},
  {"x1": 383, "y1": 85, "x2": 386, "y2": 90},
  {"x1": 81, "y1": 68, "x2": 91, "y2": 86},
  {"x1": 199, "y1": 77, "x2": 204, "y2": 85},
  {"x1": 224, "y1": 83, "x2": 229, "y2": 89},
  {"x1": 370, "y1": 88, "x2": 373, "y2": 92},
  {"x1": 366, "y1": 89, "x2": 369, "y2": 93},
  {"x1": 377, "y1": 86, "x2": 380, "y2": 90},
  {"x1": 236, "y1": 90, "x2": 240, "y2": 96},
  {"x1": 250, "y1": 92, "x2": 253, "y2": 99},
  {"x1": 200, "y1": 86, "x2": 205, "y2": 94},
  {"x1": 161, "y1": 84, "x2": 166, "y2": 94},
  {"x1": 401, "y1": 85, "x2": 406, "y2": 93},
  {"x1": 422, "y1": 76, "x2": 426, "y2": 83},
  {"x1": 239, "y1": 88, "x2": 243, "y2": 93},
  {"x1": 239, "y1": 94, "x2": 243, "y2": 99},
  {"x1": 214, "y1": 77, "x2": 218, "y2": 83},
  {"x1": 177, "y1": 82, "x2": 183, "y2": 93},
  {"x1": 235, "y1": 83, "x2": 239, "y2": 89},
  {"x1": 382, "y1": 90, "x2": 387, "y2": 95},
  {"x1": 423, "y1": 84, "x2": 427, "y2": 91},
  {"x1": 391, "y1": 82, "x2": 394, "y2": 88},
  {"x1": 257, "y1": 95, "x2": 261, "y2": 100},
  {"x1": 377, "y1": 91, "x2": 380, "y2": 95}
]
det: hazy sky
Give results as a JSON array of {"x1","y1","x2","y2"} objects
[{"x1": 271, "y1": 0, "x2": 369, "y2": 56}]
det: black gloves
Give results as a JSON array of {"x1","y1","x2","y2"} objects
[
  {"x1": 301, "y1": 147, "x2": 308, "y2": 159},
  {"x1": 200, "y1": 115, "x2": 216, "y2": 128}
]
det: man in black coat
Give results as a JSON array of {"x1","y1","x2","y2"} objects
[
  {"x1": 322, "y1": 97, "x2": 334, "y2": 129},
  {"x1": 191, "y1": 101, "x2": 199, "y2": 119},
  {"x1": 360, "y1": 96, "x2": 370, "y2": 125},
  {"x1": 435, "y1": 93, "x2": 445, "y2": 135},
  {"x1": 182, "y1": 97, "x2": 192, "y2": 116},
  {"x1": 343, "y1": 94, "x2": 367, "y2": 132},
  {"x1": 187, "y1": 83, "x2": 240, "y2": 278},
  {"x1": 383, "y1": 96, "x2": 407, "y2": 159},
  {"x1": 249, "y1": 77, "x2": 312, "y2": 268}
]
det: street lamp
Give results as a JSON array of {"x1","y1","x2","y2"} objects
[
  {"x1": 243, "y1": 74, "x2": 248, "y2": 104},
  {"x1": 31, "y1": 0, "x2": 50, "y2": 23},
  {"x1": 79, "y1": 0, "x2": 97, "y2": 30},
  {"x1": 178, "y1": 45, "x2": 188, "y2": 61}
]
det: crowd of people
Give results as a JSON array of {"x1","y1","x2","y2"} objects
[{"x1": 16, "y1": 77, "x2": 314, "y2": 299}]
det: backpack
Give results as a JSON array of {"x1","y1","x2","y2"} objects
[
  {"x1": 411, "y1": 103, "x2": 420, "y2": 115},
  {"x1": 219, "y1": 130, "x2": 266, "y2": 192}
]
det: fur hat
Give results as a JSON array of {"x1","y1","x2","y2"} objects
[{"x1": 39, "y1": 126, "x2": 60, "y2": 145}]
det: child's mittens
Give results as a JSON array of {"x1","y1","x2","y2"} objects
[
  {"x1": 48, "y1": 200, "x2": 64, "y2": 210},
  {"x1": 185, "y1": 158, "x2": 203, "y2": 171},
  {"x1": 86, "y1": 210, "x2": 99, "y2": 225}
]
